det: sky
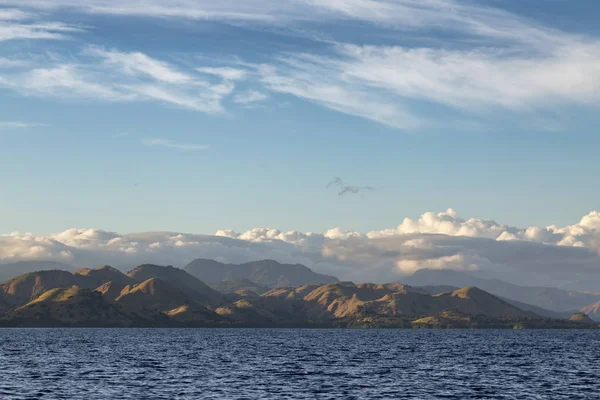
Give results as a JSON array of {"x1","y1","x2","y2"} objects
[{"x1": 1, "y1": 1, "x2": 600, "y2": 287}]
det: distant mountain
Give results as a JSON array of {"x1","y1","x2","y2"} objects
[
  {"x1": 127, "y1": 264, "x2": 223, "y2": 305},
  {"x1": 415, "y1": 284, "x2": 574, "y2": 319},
  {"x1": 0, "y1": 261, "x2": 76, "y2": 283},
  {"x1": 405, "y1": 269, "x2": 600, "y2": 312},
  {"x1": 184, "y1": 259, "x2": 339, "y2": 288},
  {"x1": 211, "y1": 279, "x2": 270, "y2": 295},
  {"x1": 0, "y1": 265, "x2": 597, "y2": 328}
]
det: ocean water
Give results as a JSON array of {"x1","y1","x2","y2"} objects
[{"x1": 0, "y1": 329, "x2": 599, "y2": 399}]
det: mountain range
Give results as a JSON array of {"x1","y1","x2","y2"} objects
[
  {"x1": 0, "y1": 260, "x2": 597, "y2": 328},
  {"x1": 184, "y1": 259, "x2": 339, "y2": 288},
  {"x1": 404, "y1": 269, "x2": 600, "y2": 320}
]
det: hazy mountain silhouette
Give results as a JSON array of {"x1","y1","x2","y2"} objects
[
  {"x1": 0, "y1": 261, "x2": 76, "y2": 283},
  {"x1": 414, "y1": 284, "x2": 573, "y2": 319},
  {"x1": 405, "y1": 269, "x2": 600, "y2": 312},
  {"x1": 184, "y1": 259, "x2": 338, "y2": 288}
]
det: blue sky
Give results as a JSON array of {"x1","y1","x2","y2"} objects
[{"x1": 1, "y1": 0, "x2": 600, "y2": 236}]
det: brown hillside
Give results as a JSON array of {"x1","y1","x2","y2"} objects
[
  {"x1": 433, "y1": 287, "x2": 534, "y2": 318},
  {"x1": 116, "y1": 278, "x2": 221, "y2": 323},
  {"x1": 569, "y1": 312, "x2": 595, "y2": 324},
  {"x1": 127, "y1": 264, "x2": 223, "y2": 305},
  {"x1": 116, "y1": 278, "x2": 191, "y2": 311},
  {"x1": 2, "y1": 286, "x2": 131, "y2": 327},
  {"x1": 298, "y1": 283, "x2": 533, "y2": 319},
  {"x1": 74, "y1": 265, "x2": 135, "y2": 286},
  {"x1": 95, "y1": 281, "x2": 127, "y2": 301},
  {"x1": 0, "y1": 270, "x2": 79, "y2": 310}
]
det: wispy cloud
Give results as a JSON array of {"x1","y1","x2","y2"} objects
[
  {"x1": 86, "y1": 47, "x2": 193, "y2": 84},
  {"x1": 0, "y1": 121, "x2": 48, "y2": 129},
  {"x1": 197, "y1": 67, "x2": 248, "y2": 81},
  {"x1": 0, "y1": 57, "x2": 29, "y2": 68},
  {"x1": 0, "y1": 48, "x2": 240, "y2": 114},
  {"x1": 233, "y1": 90, "x2": 268, "y2": 105},
  {"x1": 142, "y1": 138, "x2": 209, "y2": 151},
  {"x1": 0, "y1": 0, "x2": 570, "y2": 46},
  {"x1": 327, "y1": 177, "x2": 375, "y2": 196},
  {"x1": 0, "y1": 7, "x2": 82, "y2": 41},
  {"x1": 254, "y1": 41, "x2": 600, "y2": 128},
  {"x1": 2, "y1": 1, "x2": 600, "y2": 129}
]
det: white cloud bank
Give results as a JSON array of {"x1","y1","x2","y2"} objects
[{"x1": 2, "y1": 209, "x2": 600, "y2": 291}]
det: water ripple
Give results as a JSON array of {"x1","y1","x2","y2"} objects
[{"x1": 0, "y1": 329, "x2": 599, "y2": 399}]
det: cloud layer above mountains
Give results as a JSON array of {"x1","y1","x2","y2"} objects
[{"x1": 2, "y1": 209, "x2": 599, "y2": 291}]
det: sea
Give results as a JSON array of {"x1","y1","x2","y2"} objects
[{"x1": 0, "y1": 329, "x2": 599, "y2": 399}]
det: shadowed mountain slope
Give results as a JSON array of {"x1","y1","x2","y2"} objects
[
  {"x1": 211, "y1": 279, "x2": 270, "y2": 295},
  {"x1": 184, "y1": 259, "x2": 338, "y2": 288}
]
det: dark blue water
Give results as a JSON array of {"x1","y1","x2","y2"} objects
[{"x1": 0, "y1": 329, "x2": 599, "y2": 399}]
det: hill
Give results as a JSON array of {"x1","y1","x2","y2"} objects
[
  {"x1": 0, "y1": 266, "x2": 135, "y2": 312},
  {"x1": 1, "y1": 286, "x2": 131, "y2": 327},
  {"x1": 184, "y1": 259, "x2": 338, "y2": 288},
  {"x1": 127, "y1": 264, "x2": 223, "y2": 305},
  {"x1": 298, "y1": 283, "x2": 534, "y2": 321},
  {"x1": 0, "y1": 261, "x2": 76, "y2": 283},
  {"x1": 115, "y1": 278, "x2": 222, "y2": 324},
  {"x1": 569, "y1": 312, "x2": 596, "y2": 324},
  {"x1": 0, "y1": 270, "x2": 80, "y2": 312},
  {"x1": 74, "y1": 265, "x2": 135, "y2": 286},
  {"x1": 405, "y1": 269, "x2": 600, "y2": 312}
]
